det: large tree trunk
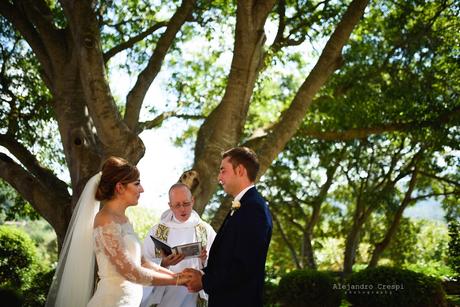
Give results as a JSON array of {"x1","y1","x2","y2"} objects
[
  {"x1": 197, "y1": 0, "x2": 369, "y2": 226},
  {"x1": 192, "y1": 0, "x2": 276, "y2": 214}
]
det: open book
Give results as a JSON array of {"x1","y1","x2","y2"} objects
[{"x1": 150, "y1": 235, "x2": 202, "y2": 258}]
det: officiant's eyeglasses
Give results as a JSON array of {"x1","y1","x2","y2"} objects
[{"x1": 170, "y1": 201, "x2": 192, "y2": 209}]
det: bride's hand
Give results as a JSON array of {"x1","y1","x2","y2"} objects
[{"x1": 174, "y1": 272, "x2": 191, "y2": 286}]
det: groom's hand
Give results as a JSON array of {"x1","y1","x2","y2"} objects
[
  {"x1": 183, "y1": 268, "x2": 203, "y2": 292},
  {"x1": 160, "y1": 251, "x2": 185, "y2": 267}
]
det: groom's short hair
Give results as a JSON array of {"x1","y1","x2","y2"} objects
[{"x1": 222, "y1": 147, "x2": 259, "y2": 182}]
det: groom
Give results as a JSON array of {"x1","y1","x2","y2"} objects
[{"x1": 184, "y1": 147, "x2": 272, "y2": 307}]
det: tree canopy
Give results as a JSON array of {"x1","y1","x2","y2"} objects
[{"x1": 0, "y1": 0, "x2": 458, "y2": 260}]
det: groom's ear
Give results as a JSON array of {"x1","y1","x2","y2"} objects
[{"x1": 236, "y1": 164, "x2": 246, "y2": 177}]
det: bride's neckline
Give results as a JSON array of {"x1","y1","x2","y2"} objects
[
  {"x1": 97, "y1": 206, "x2": 129, "y2": 225},
  {"x1": 94, "y1": 219, "x2": 130, "y2": 229}
]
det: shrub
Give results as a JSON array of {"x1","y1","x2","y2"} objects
[
  {"x1": 447, "y1": 221, "x2": 460, "y2": 278},
  {"x1": 277, "y1": 269, "x2": 342, "y2": 307},
  {"x1": 0, "y1": 286, "x2": 23, "y2": 307},
  {"x1": 23, "y1": 269, "x2": 55, "y2": 307},
  {"x1": 263, "y1": 279, "x2": 279, "y2": 307},
  {"x1": 263, "y1": 266, "x2": 280, "y2": 306},
  {"x1": 346, "y1": 266, "x2": 447, "y2": 307},
  {"x1": 0, "y1": 225, "x2": 38, "y2": 288}
]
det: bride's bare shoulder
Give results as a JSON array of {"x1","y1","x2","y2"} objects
[
  {"x1": 93, "y1": 211, "x2": 114, "y2": 228},
  {"x1": 94, "y1": 210, "x2": 128, "y2": 229}
]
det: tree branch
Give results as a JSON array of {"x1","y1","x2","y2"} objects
[
  {"x1": 250, "y1": 104, "x2": 459, "y2": 143},
  {"x1": 60, "y1": 0, "x2": 144, "y2": 159},
  {"x1": 0, "y1": 0, "x2": 55, "y2": 80},
  {"x1": 256, "y1": 0, "x2": 370, "y2": 174},
  {"x1": 272, "y1": 210, "x2": 302, "y2": 269},
  {"x1": 306, "y1": 150, "x2": 343, "y2": 233},
  {"x1": 124, "y1": 0, "x2": 196, "y2": 130},
  {"x1": 272, "y1": 0, "x2": 286, "y2": 50},
  {"x1": 0, "y1": 134, "x2": 69, "y2": 193},
  {"x1": 103, "y1": 21, "x2": 168, "y2": 63},
  {"x1": 273, "y1": 204, "x2": 305, "y2": 233},
  {"x1": 419, "y1": 170, "x2": 460, "y2": 187},
  {"x1": 19, "y1": 0, "x2": 65, "y2": 52},
  {"x1": 0, "y1": 152, "x2": 70, "y2": 234},
  {"x1": 138, "y1": 111, "x2": 205, "y2": 132},
  {"x1": 368, "y1": 163, "x2": 420, "y2": 267},
  {"x1": 300, "y1": 106, "x2": 460, "y2": 140},
  {"x1": 409, "y1": 191, "x2": 458, "y2": 202}
]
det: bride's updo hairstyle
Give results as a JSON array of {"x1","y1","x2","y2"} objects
[{"x1": 95, "y1": 156, "x2": 140, "y2": 201}]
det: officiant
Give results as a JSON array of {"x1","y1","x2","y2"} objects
[{"x1": 141, "y1": 183, "x2": 216, "y2": 307}]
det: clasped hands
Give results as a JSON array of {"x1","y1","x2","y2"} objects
[
  {"x1": 160, "y1": 249, "x2": 206, "y2": 292},
  {"x1": 175, "y1": 268, "x2": 203, "y2": 292}
]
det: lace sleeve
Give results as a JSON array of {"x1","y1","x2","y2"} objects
[
  {"x1": 94, "y1": 222, "x2": 165, "y2": 286},
  {"x1": 141, "y1": 256, "x2": 161, "y2": 271}
]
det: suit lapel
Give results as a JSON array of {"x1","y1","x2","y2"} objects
[{"x1": 208, "y1": 187, "x2": 258, "y2": 261}]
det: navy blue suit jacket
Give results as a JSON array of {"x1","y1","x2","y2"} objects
[{"x1": 202, "y1": 187, "x2": 272, "y2": 307}]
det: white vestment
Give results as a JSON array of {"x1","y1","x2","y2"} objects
[{"x1": 140, "y1": 210, "x2": 216, "y2": 307}]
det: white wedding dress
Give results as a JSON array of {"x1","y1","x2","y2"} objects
[
  {"x1": 87, "y1": 221, "x2": 145, "y2": 307},
  {"x1": 46, "y1": 174, "x2": 167, "y2": 307}
]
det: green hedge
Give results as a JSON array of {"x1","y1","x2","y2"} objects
[
  {"x1": 277, "y1": 269, "x2": 342, "y2": 307},
  {"x1": 22, "y1": 268, "x2": 55, "y2": 307},
  {"x1": 0, "y1": 225, "x2": 38, "y2": 288},
  {"x1": 263, "y1": 279, "x2": 279, "y2": 307},
  {"x1": 448, "y1": 221, "x2": 460, "y2": 277},
  {"x1": 0, "y1": 225, "x2": 55, "y2": 306},
  {"x1": 346, "y1": 266, "x2": 447, "y2": 307}
]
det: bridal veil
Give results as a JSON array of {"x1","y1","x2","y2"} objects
[{"x1": 46, "y1": 172, "x2": 101, "y2": 307}]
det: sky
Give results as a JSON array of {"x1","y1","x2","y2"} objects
[{"x1": 136, "y1": 126, "x2": 190, "y2": 214}]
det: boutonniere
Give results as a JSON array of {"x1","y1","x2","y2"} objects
[{"x1": 230, "y1": 200, "x2": 241, "y2": 216}]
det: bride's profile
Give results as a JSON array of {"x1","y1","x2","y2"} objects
[{"x1": 46, "y1": 156, "x2": 188, "y2": 307}]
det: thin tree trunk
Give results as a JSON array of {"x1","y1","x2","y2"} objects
[
  {"x1": 302, "y1": 154, "x2": 343, "y2": 269},
  {"x1": 302, "y1": 232, "x2": 316, "y2": 269},
  {"x1": 343, "y1": 218, "x2": 364, "y2": 275},
  {"x1": 273, "y1": 212, "x2": 302, "y2": 269},
  {"x1": 343, "y1": 192, "x2": 368, "y2": 275},
  {"x1": 368, "y1": 168, "x2": 419, "y2": 267}
]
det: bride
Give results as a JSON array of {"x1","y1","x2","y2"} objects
[{"x1": 46, "y1": 156, "x2": 189, "y2": 307}]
